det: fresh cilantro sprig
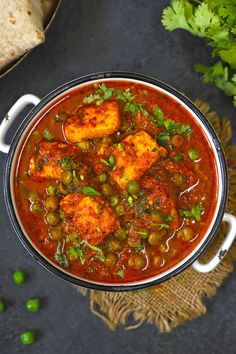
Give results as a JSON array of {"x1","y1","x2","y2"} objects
[
  {"x1": 162, "y1": 0, "x2": 236, "y2": 107},
  {"x1": 180, "y1": 203, "x2": 205, "y2": 222},
  {"x1": 79, "y1": 186, "x2": 100, "y2": 197}
]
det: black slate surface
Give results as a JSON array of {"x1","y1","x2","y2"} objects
[{"x1": 0, "y1": 1, "x2": 235, "y2": 353}]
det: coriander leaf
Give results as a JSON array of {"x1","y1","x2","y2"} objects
[
  {"x1": 81, "y1": 240, "x2": 105, "y2": 262},
  {"x1": 79, "y1": 186, "x2": 100, "y2": 197},
  {"x1": 161, "y1": 0, "x2": 236, "y2": 108},
  {"x1": 55, "y1": 249, "x2": 69, "y2": 268},
  {"x1": 68, "y1": 246, "x2": 85, "y2": 265},
  {"x1": 117, "y1": 269, "x2": 125, "y2": 278},
  {"x1": 162, "y1": 0, "x2": 194, "y2": 33},
  {"x1": 83, "y1": 94, "x2": 100, "y2": 104},
  {"x1": 43, "y1": 128, "x2": 53, "y2": 141},
  {"x1": 157, "y1": 223, "x2": 169, "y2": 230},
  {"x1": 173, "y1": 153, "x2": 184, "y2": 162},
  {"x1": 153, "y1": 106, "x2": 165, "y2": 125},
  {"x1": 180, "y1": 203, "x2": 205, "y2": 221},
  {"x1": 134, "y1": 242, "x2": 144, "y2": 253}
]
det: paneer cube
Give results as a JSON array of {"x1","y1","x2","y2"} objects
[
  {"x1": 28, "y1": 141, "x2": 78, "y2": 179},
  {"x1": 110, "y1": 131, "x2": 167, "y2": 188},
  {"x1": 64, "y1": 101, "x2": 120, "y2": 143},
  {"x1": 60, "y1": 193, "x2": 120, "y2": 245}
]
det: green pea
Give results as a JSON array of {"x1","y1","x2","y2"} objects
[
  {"x1": 20, "y1": 331, "x2": 35, "y2": 345},
  {"x1": 115, "y1": 228, "x2": 127, "y2": 240},
  {"x1": 45, "y1": 196, "x2": 59, "y2": 212},
  {"x1": 61, "y1": 170, "x2": 73, "y2": 185},
  {"x1": 31, "y1": 203, "x2": 43, "y2": 215},
  {"x1": 171, "y1": 173, "x2": 183, "y2": 187},
  {"x1": 58, "y1": 182, "x2": 68, "y2": 195},
  {"x1": 128, "y1": 255, "x2": 145, "y2": 270},
  {"x1": 47, "y1": 184, "x2": 57, "y2": 196},
  {"x1": 137, "y1": 230, "x2": 150, "y2": 239},
  {"x1": 13, "y1": 270, "x2": 25, "y2": 285},
  {"x1": 127, "y1": 180, "x2": 140, "y2": 195},
  {"x1": 45, "y1": 212, "x2": 61, "y2": 226},
  {"x1": 28, "y1": 192, "x2": 38, "y2": 203},
  {"x1": 25, "y1": 299, "x2": 40, "y2": 313},
  {"x1": 108, "y1": 154, "x2": 116, "y2": 167},
  {"x1": 101, "y1": 183, "x2": 113, "y2": 196},
  {"x1": 178, "y1": 226, "x2": 194, "y2": 241},
  {"x1": 77, "y1": 141, "x2": 90, "y2": 150},
  {"x1": 110, "y1": 196, "x2": 119, "y2": 207},
  {"x1": 105, "y1": 253, "x2": 117, "y2": 267},
  {"x1": 98, "y1": 172, "x2": 108, "y2": 183},
  {"x1": 109, "y1": 239, "x2": 122, "y2": 251},
  {"x1": 188, "y1": 149, "x2": 199, "y2": 161},
  {"x1": 148, "y1": 232, "x2": 162, "y2": 246},
  {"x1": 115, "y1": 205, "x2": 125, "y2": 216},
  {"x1": 49, "y1": 226, "x2": 63, "y2": 240},
  {"x1": 0, "y1": 300, "x2": 5, "y2": 313}
]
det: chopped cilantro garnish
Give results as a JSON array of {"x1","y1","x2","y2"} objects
[
  {"x1": 180, "y1": 203, "x2": 205, "y2": 222},
  {"x1": 117, "y1": 269, "x2": 125, "y2": 278},
  {"x1": 100, "y1": 155, "x2": 116, "y2": 168},
  {"x1": 173, "y1": 153, "x2": 184, "y2": 162},
  {"x1": 43, "y1": 128, "x2": 53, "y2": 141},
  {"x1": 134, "y1": 242, "x2": 144, "y2": 253},
  {"x1": 166, "y1": 215, "x2": 174, "y2": 222},
  {"x1": 68, "y1": 246, "x2": 85, "y2": 265},
  {"x1": 54, "y1": 248, "x2": 69, "y2": 268},
  {"x1": 153, "y1": 106, "x2": 165, "y2": 125},
  {"x1": 158, "y1": 223, "x2": 170, "y2": 230},
  {"x1": 79, "y1": 186, "x2": 100, "y2": 197},
  {"x1": 81, "y1": 240, "x2": 105, "y2": 262}
]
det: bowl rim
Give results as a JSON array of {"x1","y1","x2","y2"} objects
[{"x1": 3, "y1": 71, "x2": 228, "y2": 291}]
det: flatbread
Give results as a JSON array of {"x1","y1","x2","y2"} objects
[{"x1": 0, "y1": 0, "x2": 45, "y2": 70}]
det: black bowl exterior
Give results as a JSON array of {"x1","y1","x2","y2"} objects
[{"x1": 3, "y1": 71, "x2": 228, "y2": 292}]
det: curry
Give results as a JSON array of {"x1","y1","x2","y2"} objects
[{"x1": 14, "y1": 80, "x2": 218, "y2": 283}]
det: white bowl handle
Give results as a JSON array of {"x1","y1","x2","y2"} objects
[
  {"x1": 192, "y1": 213, "x2": 236, "y2": 273},
  {"x1": 0, "y1": 94, "x2": 40, "y2": 154}
]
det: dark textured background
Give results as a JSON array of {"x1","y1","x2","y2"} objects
[{"x1": 0, "y1": 1, "x2": 235, "y2": 353}]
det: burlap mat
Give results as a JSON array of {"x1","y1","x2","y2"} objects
[{"x1": 75, "y1": 100, "x2": 236, "y2": 332}]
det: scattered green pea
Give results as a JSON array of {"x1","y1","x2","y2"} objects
[
  {"x1": 110, "y1": 196, "x2": 119, "y2": 207},
  {"x1": 115, "y1": 205, "x2": 125, "y2": 216},
  {"x1": 188, "y1": 149, "x2": 200, "y2": 160},
  {"x1": 137, "y1": 230, "x2": 150, "y2": 239},
  {"x1": 98, "y1": 172, "x2": 108, "y2": 183},
  {"x1": 0, "y1": 301, "x2": 5, "y2": 313},
  {"x1": 31, "y1": 203, "x2": 43, "y2": 215},
  {"x1": 45, "y1": 212, "x2": 61, "y2": 226},
  {"x1": 127, "y1": 180, "x2": 140, "y2": 195},
  {"x1": 108, "y1": 154, "x2": 116, "y2": 167},
  {"x1": 77, "y1": 141, "x2": 90, "y2": 150},
  {"x1": 45, "y1": 195, "x2": 59, "y2": 212},
  {"x1": 25, "y1": 299, "x2": 40, "y2": 313},
  {"x1": 101, "y1": 183, "x2": 113, "y2": 196},
  {"x1": 13, "y1": 270, "x2": 25, "y2": 285},
  {"x1": 20, "y1": 331, "x2": 35, "y2": 345}
]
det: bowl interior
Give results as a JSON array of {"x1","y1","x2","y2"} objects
[{"x1": 7, "y1": 74, "x2": 227, "y2": 290}]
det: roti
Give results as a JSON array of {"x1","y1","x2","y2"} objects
[{"x1": 0, "y1": 0, "x2": 45, "y2": 70}]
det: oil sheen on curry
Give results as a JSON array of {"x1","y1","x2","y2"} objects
[{"x1": 14, "y1": 81, "x2": 218, "y2": 283}]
